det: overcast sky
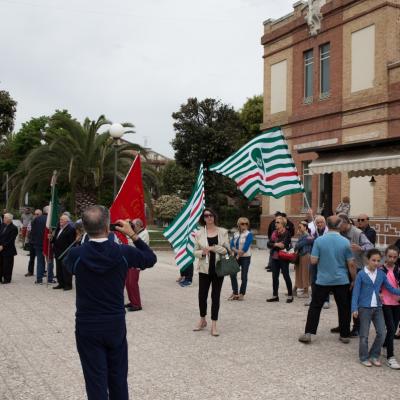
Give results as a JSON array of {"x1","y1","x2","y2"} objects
[{"x1": 1, "y1": 0, "x2": 294, "y2": 158}]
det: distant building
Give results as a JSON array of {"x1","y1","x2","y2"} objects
[{"x1": 260, "y1": 0, "x2": 400, "y2": 245}]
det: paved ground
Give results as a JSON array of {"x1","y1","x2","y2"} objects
[{"x1": 1, "y1": 247, "x2": 399, "y2": 400}]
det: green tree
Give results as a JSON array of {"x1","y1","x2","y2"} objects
[
  {"x1": 171, "y1": 98, "x2": 243, "y2": 211},
  {"x1": 9, "y1": 113, "x2": 142, "y2": 213},
  {"x1": 239, "y1": 95, "x2": 263, "y2": 143},
  {"x1": 160, "y1": 161, "x2": 194, "y2": 199},
  {"x1": 154, "y1": 194, "x2": 183, "y2": 222},
  {"x1": 0, "y1": 90, "x2": 17, "y2": 140},
  {"x1": 171, "y1": 98, "x2": 243, "y2": 170}
]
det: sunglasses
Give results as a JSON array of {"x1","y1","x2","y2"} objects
[
  {"x1": 357, "y1": 219, "x2": 366, "y2": 222},
  {"x1": 240, "y1": 222, "x2": 248, "y2": 225},
  {"x1": 34, "y1": 213, "x2": 40, "y2": 216},
  {"x1": 204, "y1": 214, "x2": 214, "y2": 218}
]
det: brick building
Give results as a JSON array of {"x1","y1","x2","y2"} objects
[{"x1": 260, "y1": 0, "x2": 400, "y2": 245}]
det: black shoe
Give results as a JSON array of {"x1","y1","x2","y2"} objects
[
  {"x1": 286, "y1": 297, "x2": 294, "y2": 303},
  {"x1": 266, "y1": 297, "x2": 279, "y2": 302},
  {"x1": 34, "y1": 281, "x2": 43, "y2": 285},
  {"x1": 25, "y1": 272, "x2": 33, "y2": 277},
  {"x1": 349, "y1": 329, "x2": 359, "y2": 338},
  {"x1": 53, "y1": 285, "x2": 64, "y2": 289},
  {"x1": 63, "y1": 287, "x2": 73, "y2": 291},
  {"x1": 125, "y1": 303, "x2": 132, "y2": 308},
  {"x1": 127, "y1": 305, "x2": 142, "y2": 312},
  {"x1": 266, "y1": 267, "x2": 272, "y2": 272},
  {"x1": 330, "y1": 326, "x2": 340, "y2": 333}
]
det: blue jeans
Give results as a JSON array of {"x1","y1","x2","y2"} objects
[
  {"x1": 230, "y1": 257, "x2": 251, "y2": 295},
  {"x1": 359, "y1": 307, "x2": 386, "y2": 361},
  {"x1": 34, "y1": 246, "x2": 45, "y2": 283},
  {"x1": 47, "y1": 258, "x2": 54, "y2": 282}
]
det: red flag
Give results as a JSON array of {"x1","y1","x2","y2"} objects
[{"x1": 110, "y1": 155, "x2": 146, "y2": 242}]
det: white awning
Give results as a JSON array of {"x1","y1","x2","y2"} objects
[{"x1": 309, "y1": 147, "x2": 400, "y2": 177}]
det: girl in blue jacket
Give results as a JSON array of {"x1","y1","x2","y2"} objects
[{"x1": 351, "y1": 249, "x2": 400, "y2": 367}]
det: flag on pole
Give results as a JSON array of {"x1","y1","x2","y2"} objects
[
  {"x1": 163, "y1": 164, "x2": 205, "y2": 270},
  {"x1": 209, "y1": 127, "x2": 304, "y2": 200},
  {"x1": 46, "y1": 170, "x2": 60, "y2": 229},
  {"x1": 44, "y1": 170, "x2": 59, "y2": 258},
  {"x1": 110, "y1": 155, "x2": 146, "y2": 243}
]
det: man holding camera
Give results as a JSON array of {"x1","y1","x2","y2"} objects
[{"x1": 64, "y1": 205, "x2": 157, "y2": 400}]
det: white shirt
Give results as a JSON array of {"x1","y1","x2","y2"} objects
[{"x1": 364, "y1": 266, "x2": 378, "y2": 307}]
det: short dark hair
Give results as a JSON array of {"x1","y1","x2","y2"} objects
[
  {"x1": 385, "y1": 245, "x2": 400, "y2": 256},
  {"x1": 199, "y1": 207, "x2": 218, "y2": 227},
  {"x1": 82, "y1": 205, "x2": 109, "y2": 238},
  {"x1": 366, "y1": 248, "x2": 381, "y2": 259}
]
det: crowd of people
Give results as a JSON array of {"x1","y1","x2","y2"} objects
[{"x1": 2, "y1": 199, "x2": 400, "y2": 399}]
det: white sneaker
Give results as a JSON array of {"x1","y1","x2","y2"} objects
[
  {"x1": 323, "y1": 302, "x2": 330, "y2": 309},
  {"x1": 386, "y1": 357, "x2": 400, "y2": 370}
]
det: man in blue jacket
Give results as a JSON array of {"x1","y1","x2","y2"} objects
[
  {"x1": 30, "y1": 205, "x2": 48, "y2": 284},
  {"x1": 64, "y1": 205, "x2": 157, "y2": 400}
]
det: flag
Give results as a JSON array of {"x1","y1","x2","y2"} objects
[
  {"x1": 110, "y1": 155, "x2": 146, "y2": 243},
  {"x1": 46, "y1": 186, "x2": 60, "y2": 229},
  {"x1": 209, "y1": 127, "x2": 304, "y2": 200},
  {"x1": 163, "y1": 164, "x2": 204, "y2": 271},
  {"x1": 44, "y1": 171, "x2": 59, "y2": 258}
]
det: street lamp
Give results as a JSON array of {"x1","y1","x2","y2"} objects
[{"x1": 109, "y1": 123, "x2": 125, "y2": 198}]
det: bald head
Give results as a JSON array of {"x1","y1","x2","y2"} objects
[
  {"x1": 357, "y1": 213, "x2": 369, "y2": 229},
  {"x1": 82, "y1": 205, "x2": 110, "y2": 238},
  {"x1": 327, "y1": 215, "x2": 342, "y2": 231}
]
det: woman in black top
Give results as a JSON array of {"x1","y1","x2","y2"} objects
[{"x1": 266, "y1": 216, "x2": 293, "y2": 303}]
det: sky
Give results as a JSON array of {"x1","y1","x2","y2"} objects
[{"x1": 1, "y1": 0, "x2": 294, "y2": 158}]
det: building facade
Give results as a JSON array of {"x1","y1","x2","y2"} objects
[{"x1": 260, "y1": 0, "x2": 400, "y2": 245}]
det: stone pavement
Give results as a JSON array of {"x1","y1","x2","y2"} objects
[{"x1": 1, "y1": 248, "x2": 399, "y2": 400}]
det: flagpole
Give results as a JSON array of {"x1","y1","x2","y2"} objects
[{"x1": 47, "y1": 170, "x2": 57, "y2": 287}]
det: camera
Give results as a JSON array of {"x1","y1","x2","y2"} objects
[{"x1": 109, "y1": 221, "x2": 135, "y2": 231}]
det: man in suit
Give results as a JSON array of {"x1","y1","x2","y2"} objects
[
  {"x1": 0, "y1": 213, "x2": 18, "y2": 284},
  {"x1": 30, "y1": 206, "x2": 48, "y2": 284},
  {"x1": 52, "y1": 214, "x2": 76, "y2": 291}
]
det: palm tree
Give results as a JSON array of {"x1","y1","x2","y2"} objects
[{"x1": 9, "y1": 114, "x2": 144, "y2": 213}]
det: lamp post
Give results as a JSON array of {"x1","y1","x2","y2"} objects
[{"x1": 109, "y1": 123, "x2": 125, "y2": 199}]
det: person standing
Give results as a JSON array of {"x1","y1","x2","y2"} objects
[
  {"x1": 52, "y1": 214, "x2": 76, "y2": 290},
  {"x1": 266, "y1": 211, "x2": 281, "y2": 271},
  {"x1": 193, "y1": 208, "x2": 229, "y2": 336},
  {"x1": 20, "y1": 207, "x2": 33, "y2": 248},
  {"x1": 294, "y1": 221, "x2": 313, "y2": 298},
  {"x1": 64, "y1": 205, "x2": 157, "y2": 400},
  {"x1": 228, "y1": 217, "x2": 253, "y2": 301},
  {"x1": 351, "y1": 249, "x2": 400, "y2": 367},
  {"x1": 0, "y1": 213, "x2": 18, "y2": 284},
  {"x1": 299, "y1": 215, "x2": 356, "y2": 344},
  {"x1": 380, "y1": 245, "x2": 400, "y2": 369},
  {"x1": 266, "y1": 216, "x2": 293, "y2": 303},
  {"x1": 337, "y1": 213, "x2": 374, "y2": 337},
  {"x1": 125, "y1": 218, "x2": 150, "y2": 312},
  {"x1": 357, "y1": 214, "x2": 377, "y2": 246},
  {"x1": 29, "y1": 206, "x2": 48, "y2": 285},
  {"x1": 25, "y1": 209, "x2": 42, "y2": 277}
]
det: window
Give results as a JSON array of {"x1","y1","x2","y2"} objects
[
  {"x1": 304, "y1": 49, "x2": 313, "y2": 103},
  {"x1": 351, "y1": 25, "x2": 375, "y2": 92},
  {"x1": 302, "y1": 161, "x2": 312, "y2": 211},
  {"x1": 270, "y1": 60, "x2": 287, "y2": 113},
  {"x1": 320, "y1": 43, "x2": 330, "y2": 98}
]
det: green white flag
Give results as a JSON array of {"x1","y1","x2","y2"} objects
[
  {"x1": 163, "y1": 164, "x2": 204, "y2": 270},
  {"x1": 209, "y1": 127, "x2": 304, "y2": 199}
]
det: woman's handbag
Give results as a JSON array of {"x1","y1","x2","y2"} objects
[
  {"x1": 215, "y1": 251, "x2": 240, "y2": 277},
  {"x1": 278, "y1": 250, "x2": 298, "y2": 263}
]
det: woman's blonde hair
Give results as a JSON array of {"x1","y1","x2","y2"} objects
[
  {"x1": 276, "y1": 216, "x2": 287, "y2": 226},
  {"x1": 237, "y1": 217, "x2": 250, "y2": 229}
]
